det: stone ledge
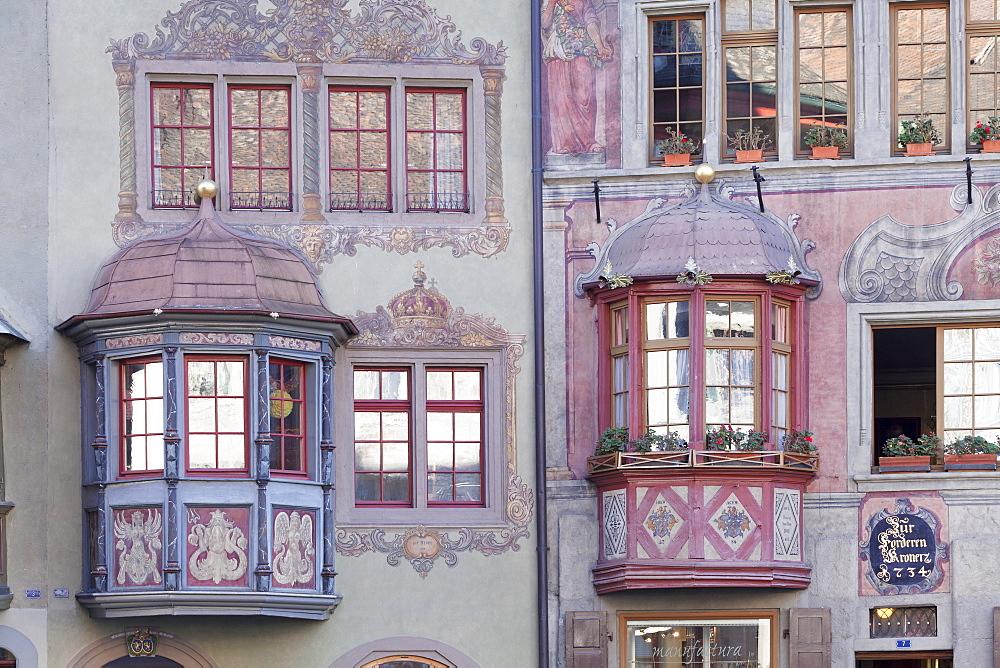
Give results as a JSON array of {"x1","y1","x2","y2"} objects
[{"x1": 76, "y1": 591, "x2": 341, "y2": 620}]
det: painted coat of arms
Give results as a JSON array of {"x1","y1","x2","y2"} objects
[
  {"x1": 645, "y1": 505, "x2": 678, "y2": 539},
  {"x1": 715, "y1": 505, "x2": 752, "y2": 542}
]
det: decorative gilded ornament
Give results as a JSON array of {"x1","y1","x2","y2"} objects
[
  {"x1": 269, "y1": 389, "x2": 294, "y2": 419},
  {"x1": 600, "y1": 260, "x2": 634, "y2": 289},
  {"x1": 195, "y1": 179, "x2": 218, "y2": 199},
  {"x1": 676, "y1": 257, "x2": 713, "y2": 286},
  {"x1": 694, "y1": 163, "x2": 716, "y2": 184},
  {"x1": 126, "y1": 628, "x2": 157, "y2": 658},
  {"x1": 766, "y1": 257, "x2": 803, "y2": 285}
]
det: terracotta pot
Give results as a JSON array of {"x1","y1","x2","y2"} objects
[
  {"x1": 904, "y1": 142, "x2": 933, "y2": 156},
  {"x1": 810, "y1": 145, "x2": 840, "y2": 159},
  {"x1": 734, "y1": 149, "x2": 764, "y2": 163},
  {"x1": 662, "y1": 153, "x2": 692, "y2": 167},
  {"x1": 981, "y1": 139, "x2": 1000, "y2": 153},
  {"x1": 943, "y1": 453, "x2": 998, "y2": 471},
  {"x1": 878, "y1": 455, "x2": 931, "y2": 473}
]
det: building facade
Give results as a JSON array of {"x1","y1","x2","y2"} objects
[
  {"x1": 541, "y1": 0, "x2": 1000, "y2": 666},
  {"x1": 0, "y1": 0, "x2": 538, "y2": 666}
]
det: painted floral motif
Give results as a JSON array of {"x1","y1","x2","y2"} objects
[
  {"x1": 187, "y1": 508, "x2": 249, "y2": 584},
  {"x1": 974, "y1": 235, "x2": 1000, "y2": 286},
  {"x1": 645, "y1": 505, "x2": 678, "y2": 539},
  {"x1": 715, "y1": 505, "x2": 752, "y2": 541},
  {"x1": 114, "y1": 508, "x2": 162, "y2": 586},
  {"x1": 272, "y1": 510, "x2": 315, "y2": 587}
]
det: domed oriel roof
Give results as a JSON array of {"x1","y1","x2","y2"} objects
[
  {"x1": 63, "y1": 184, "x2": 355, "y2": 330},
  {"x1": 574, "y1": 178, "x2": 821, "y2": 296}
]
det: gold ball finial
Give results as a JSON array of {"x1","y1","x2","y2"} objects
[
  {"x1": 195, "y1": 179, "x2": 218, "y2": 199},
  {"x1": 694, "y1": 163, "x2": 715, "y2": 184}
]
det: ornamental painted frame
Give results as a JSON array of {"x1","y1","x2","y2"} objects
[
  {"x1": 109, "y1": 0, "x2": 510, "y2": 268},
  {"x1": 334, "y1": 279, "x2": 532, "y2": 575}
]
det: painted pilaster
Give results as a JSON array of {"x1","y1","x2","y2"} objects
[
  {"x1": 298, "y1": 64, "x2": 326, "y2": 223},
  {"x1": 481, "y1": 66, "x2": 507, "y2": 223},
  {"x1": 320, "y1": 354, "x2": 336, "y2": 595},
  {"x1": 163, "y1": 347, "x2": 181, "y2": 590},
  {"x1": 255, "y1": 349, "x2": 273, "y2": 591},
  {"x1": 110, "y1": 52, "x2": 142, "y2": 225},
  {"x1": 91, "y1": 354, "x2": 109, "y2": 592}
]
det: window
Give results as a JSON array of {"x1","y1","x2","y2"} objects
[
  {"x1": 795, "y1": 7, "x2": 851, "y2": 154},
  {"x1": 650, "y1": 16, "x2": 705, "y2": 159},
  {"x1": 605, "y1": 289, "x2": 798, "y2": 446},
  {"x1": 623, "y1": 612, "x2": 775, "y2": 667},
  {"x1": 353, "y1": 366, "x2": 484, "y2": 507},
  {"x1": 892, "y1": 3, "x2": 949, "y2": 152},
  {"x1": 228, "y1": 85, "x2": 292, "y2": 210},
  {"x1": 269, "y1": 359, "x2": 306, "y2": 475},
  {"x1": 405, "y1": 89, "x2": 468, "y2": 212},
  {"x1": 873, "y1": 324, "x2": 1000, "y2": 455},
  {"x1": 329, "y1": 87, "x2": 392, "y2": 212},
  {"x1": 870, "y1": 606, "x2": 937, "y2": 638},
  {"x1": 120, "y1": 358, "x2": 165, "y2": 475},
  {"x1": 967, "y1": 0, "x2": 1000, "y2": 147},
  {"x1": 722, "y1": 0, "x2": 778, "y2": 158},
  {"x1": 185, "y1": 357, "x2": 248, "y2": 473},
  {"x1": 150, "y1": 83, "x2": 214, "y2": 208}
]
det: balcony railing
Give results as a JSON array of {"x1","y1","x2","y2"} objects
[
  {"x1": 329, "y1": 192, "x2": 393, "y2": 212},
  {"x1": 229, "y1": 191, "x2": 293, "y2": 211},
  {"x1": 405, "y1": 192, "x2": 469, "y2": 212},
  {"x1": 152, "y1": 189, "x2": 199, "y2": 209},
  {"x1": 588, "y1": 449, "x2": 819, "y2": 474}
]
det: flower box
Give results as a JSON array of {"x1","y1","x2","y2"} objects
[
  {"x1": 943, "y1": 453, "x2": 998, "y2": 471},
  {"x1": 878, "y1": 455, "x2": 931, "y2": 473},
  {"x1": 904, "y1": 142, "x2": 933, "y2": 156},
  {"x1": 982, "y1": 139, "x2": 1000, "y2": 153},
  {"x1": 734, "y1": 149, "x2": 764, "y2": 163},
  {"x1": 662, "y1": 153, "x2": 692, "y2": 167},
  {"x1": 809, "y1": 146, "x2": 840, "y2": 160}
]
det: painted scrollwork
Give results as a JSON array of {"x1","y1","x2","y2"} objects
[
  {"x1": 840, "y1": 184, "x2": 1000, "y2": 302},
  {"x1": 187, "y1": 508, "x2": 249, "y2": 584},
  {"x1": 336, "y1": 268, "x2": 532, "y2": 575}
]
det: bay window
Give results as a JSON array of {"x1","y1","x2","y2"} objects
[
  {"x1": 185, "y1": 357, "x2": 248, "y2": 473},
  {"x1": 269, "y1": 359, "x2": 307, "y2": 475},
  {"x1": 353, "y1": 365, "x2": 484, "y2": 507},
  {"x1": 605, "y1": 287, "x2": 799, "y2": 447}
]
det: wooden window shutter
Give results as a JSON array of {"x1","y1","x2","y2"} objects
[
  {"x1": 789, "y1": 608, "x2": 831, "y2": 668},
  {"x1": 566, "y1": 611, "x2": 607, "y2": 668}
]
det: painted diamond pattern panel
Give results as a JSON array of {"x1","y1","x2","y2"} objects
[
  {"x1": 711, "y1": 494, "x2": 756, "y2": 550},
  {"x1": 642, "y1": 494, "x2": 682, "y2": 548},
  {"x1": 774, "y1": 489, "x2": 801, "y2": 561},
  {"x1": 603, "y1": 489, "x2": 627, "y2": 560}
]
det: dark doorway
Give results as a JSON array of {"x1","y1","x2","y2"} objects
[
  {"x1": 872, "y1": 327, "x2": 936, "y2": 460},
  {"x1": 856, "y1": 651, "x2": 953, "y2": 667},
  {"x1": 103, "y1": 657, "x2": 183, "y2": 667}
]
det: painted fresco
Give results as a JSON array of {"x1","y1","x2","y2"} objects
[
  {"x1": 271, "y1": 508, "x2": 316, "y2": 590},
  {"x1": 112, "y1": 507, "x2": 163, "y2": 587},
  {"x1": 185, "y1": 506, "x2": 251, "y2": 588}
]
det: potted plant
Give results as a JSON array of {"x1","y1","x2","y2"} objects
[
  {"x1": 943, "y1": 434, "x2": 1000, "y2": 471},
  {"x1": 879, "y1": 433, "x2": 936, "y2": 472},
  {"x1": 726, "y1": 127, "x2": 772, "y2": 163},
  {"x1": 969, "y1": 116, "x2": 1000, "y2": 153},
  {"x1": 803, "y1": 124, "x2": 848, "y2": 159},
  {"x1": 781, "y1": 429, "x2": 816, "y2": 454},
  {"x1": 655, "y1": 129, "x2": 699, "y2": 167},
  {"x1": 897, "y1": 115, "x2": 940, "y2": 156},
  {"x1": 595, "y1": 427, "x2": 689, "y2": 455},
  {"x1": 595, "y1": 426, "x2": 630, "y2": 455},
  {"x1": 703, "y1": 426, "x2": 768, "y2": 465}
]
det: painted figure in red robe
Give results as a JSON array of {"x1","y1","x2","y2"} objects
[{"x1": 542, "y1": 0, "x2": 614, "y2": 155}]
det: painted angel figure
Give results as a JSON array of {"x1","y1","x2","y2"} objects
[
  {"x1": 272, "y1": 511, "x2": 315, "y2": 586},
  {"x1": 188, "y1": 509, "x2": 248, "y2": 584},
  {"x1": 114, "y1": 509, "x2": 162, "y2": 585}
]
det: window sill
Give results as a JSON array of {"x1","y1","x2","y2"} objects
[{"x1": 855, "y1": 470, "x2": 1000, "y2": 493}]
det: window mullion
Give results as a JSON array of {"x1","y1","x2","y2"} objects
[{"x1": 413, "y1": 362, "x2": 429, "y2": 508}]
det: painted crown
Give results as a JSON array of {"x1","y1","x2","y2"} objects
[{"x1": 388, "y1": 262, "x2": 451, "y2": 329}]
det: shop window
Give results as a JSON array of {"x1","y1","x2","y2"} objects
[
  {"x1": 329, "y1": 87, "x2": 392, "y2": 212},
  {"x1": 185, "y1": 357, "x2": 248, "y2": 473},
  {"x1": 353, "y1": 365, "x2": 484, "y2": 507},
  {"x1": 870, "y1": 605, "x2": 938, "y2": 638},
  {"x1": 623, "y1": 612, "x2": 775, "y2": 667},
  {"x1": 872, "y1": 325, "x2": 1000, "y2": 461},
  {"x1": 150, "y1": 83, "x2": 214, "y2": 209},
  {"x1": 891, "y1": 3, "x2": 949, "y2": 152},
  {"x1": 606, "y1": 291, "x2": 797, "y2": 447},
  {"x1": 120, "y1": 357, "x2": 165, "y2": 475}
]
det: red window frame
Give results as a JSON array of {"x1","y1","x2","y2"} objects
[
  {"x1": 120, "y1": 356, "x2": 165, "y2": 476},
  {"x1": 329, "y1": 86, "x2": 392, "y2": 212},
  {"x1": 228, "y1": 84, "x2": 293, "y2": 210},
  {"x1": 184, "y1": 356, "x2": 249, "y2": 475},
  {"x1": 426, "y1": 367, "x2": 485, "y2": 506},
  {"x1": 269, "y1": 358, "x2": 308, "y2": 476},
  {"x1": 597, "y1": 283, "x2": 805, "y2": 449},
  {"x1": 404, "y1": 88, "x2": 469, "y2": 212},
  {"x1": 353, "y1": 367, "x2": 412, "y2": 506},
  {"x1": 150, "y1": 83, "x2": 215, "y2": 209}
]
